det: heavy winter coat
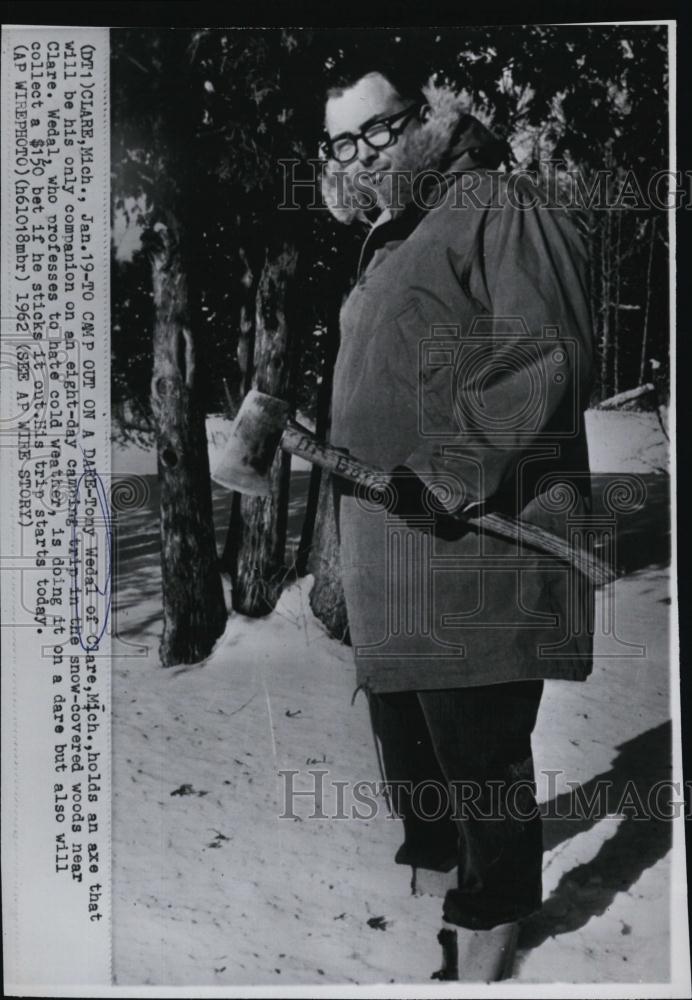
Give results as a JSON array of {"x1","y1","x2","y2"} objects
[{"x1": 327, "y1": 100, "x2": 595, "y2": 694}]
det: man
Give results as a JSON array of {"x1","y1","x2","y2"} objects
[{"x1": 320, "y1": 64, "x2": 594, "y2": 982}]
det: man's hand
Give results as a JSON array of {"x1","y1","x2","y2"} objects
[{"x1": 387, "y1": 466, "x2": 472, "y2": 541}]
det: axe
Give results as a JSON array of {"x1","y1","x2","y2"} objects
[{"x1": 212, "y1": 389, "x2": 615, "y2": 586}]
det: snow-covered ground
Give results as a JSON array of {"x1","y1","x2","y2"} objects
[
  {"x1": 585, "y1": 407, "x2": 670, "y2": 475},
  {"x1": 114, "y1": 406, "x2": 671, "y2": 478},
  {"x1": 110, "y1": 409, "x2": 683, "y2": 989}
]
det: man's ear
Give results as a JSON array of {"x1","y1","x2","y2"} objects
[{"x1": 419, "y1": 103, "x2": 432, "y2": 124}]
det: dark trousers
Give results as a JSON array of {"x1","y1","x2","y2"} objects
[{"x1": 369, "y1": 681, "x2": 544, "y2": 930}]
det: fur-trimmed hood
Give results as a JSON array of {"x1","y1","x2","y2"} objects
[{"x1": 320, "y1": 80, "x2": 506, "y2": 225}]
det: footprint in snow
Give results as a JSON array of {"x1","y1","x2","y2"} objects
[
  {"x1": 170, "y1": 784, "x2": 209, "y2": 797},
  {"x1": 367, "y1": 915, "x2": 388, "y2": 931}
]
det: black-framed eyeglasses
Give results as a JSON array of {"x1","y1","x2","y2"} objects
[{"x1": 321, "y1": 104, "x2": 421, "y2": 165}]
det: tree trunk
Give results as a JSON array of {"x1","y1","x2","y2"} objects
[
  {"x1": 599, "y1": 207, "x2": 612, "y2": 400},
  {"x1": 308, "y1": 471, "x2": 350, "y2": 643},
  {"x1": 639, "y1": 217, "x2": 657, "y2": 385},
  {"x1": 296, "y1": 311, "x2": 340, "y2": 576},
  {"x1": 227, "y1": 239, "x2": 299, "y2": 616},
  {"x1": 296, "y1": 454, "x2": 323, "y2": 579},
  {"x1": 587, "y1": 214, "x2": 598, "y2": 342},
  {"x1": 613, "y1": 210, "x2": 622, "y2": 395},
  {"x1": 221, "y1": 245, "x2": 259, "y2": 576},
  {"x1": 150, "y1": 219, "x2": 227, "y2": 666},
  {"x1": 585, "y1": 210, "x2": 599, "y2": 407},
  {"x1": 229, "y1": 245, "x2": 259, "y2": 415}
]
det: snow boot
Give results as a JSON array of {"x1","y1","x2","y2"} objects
[{"x1": 431, "y1": 920, "x2": 519, "y2": 982}]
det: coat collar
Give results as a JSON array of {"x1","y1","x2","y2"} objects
[{"x1": 355, "y1": 117, "x2": 505, "y2": 280}]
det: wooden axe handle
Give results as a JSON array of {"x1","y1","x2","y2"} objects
[
  {"x1": 282, "y1": 421, "x2": 387, "y2": 491},
  {"x1": 281, "y1": 421, "x2": 615, "y2": 586}
]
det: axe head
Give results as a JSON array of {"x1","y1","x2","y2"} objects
[{"x1": 211, "y1": 389, "x2": 290, "y2": 495}]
